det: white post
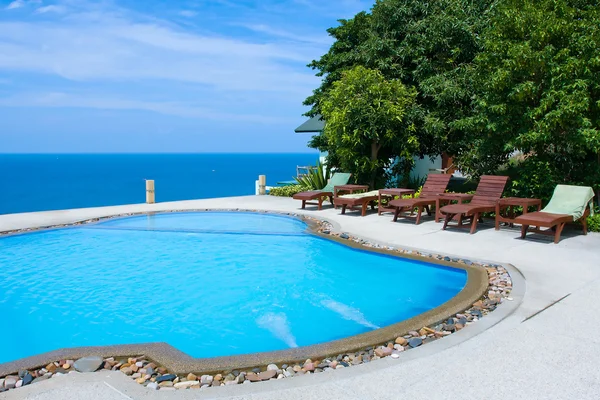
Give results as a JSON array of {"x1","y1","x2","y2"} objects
[
  {"x1": 145, "y1": 180, "x2": 155, "y2": 204},
  {"x1": 258, "y1": 175, "x2": 266, "y2": 195}
]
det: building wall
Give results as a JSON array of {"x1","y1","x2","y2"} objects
[{"x1": 411, "y1": 156, "x2": 442, "y2": 179}]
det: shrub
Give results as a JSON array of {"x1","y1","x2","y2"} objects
[
  {"x1": 294, "y1": 161, "x2": 331, "y2": 190},
  {"x1": 397, "y1": 174, "x2": 427, "y2": 191},
  {"x1": 269, "y1": 185, "x2": 306, "y2": 197},
  {"x1": 587, "y1": 211, "x2": 600, "y2": 233}
]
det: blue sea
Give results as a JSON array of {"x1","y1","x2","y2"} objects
[{"x1": 0, "y1": 153, "x2": 319, "y2": 215}]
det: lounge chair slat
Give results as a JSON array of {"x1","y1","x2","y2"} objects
[
  {"x1": 440, "y1": 175, "x2": 509, "y2": 234},
  {"x1": 389, "y1": 174, "x2": 451, "y2": 224}
]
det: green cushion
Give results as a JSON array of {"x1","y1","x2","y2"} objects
[{"x1": 321, "y1": 172, "x2": 352, "y2": 192}]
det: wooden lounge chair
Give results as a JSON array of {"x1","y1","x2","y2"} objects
[
  {"x1": 440, "y1": 175, "x2": 509, "y2": 234},
  {"x1": 388, "y1": 174, "x2": 452, "y2": 224},
  {"x1": 334, "y1": 190, "x2": 379, "y2": 216},
  {"x1": 293, "y1": 172, "x2": 351, "y2": 210},
  {"x1": 514, "y1": 185, "x2": 595, "y2": 243}
]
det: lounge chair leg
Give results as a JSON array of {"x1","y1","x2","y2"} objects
[
  {"x1": 554, "y1": 223, "x2": 564, "y2": 244},
  {"x1": 318, "y1": 197, "x2": 323, "y2": 210},
  {"x1": 520, "y1": 224, "x2": 528, "y2": 239},
  {"x1": 470, "y1": 213, "x2": 479, "y2": 234},
  {"x1": 442, "y1": 213, "x2": 453, "y2": 230},
  {"x1": 341, "y1": 204, "x2": 346, "y2": 215},
  {"x1": 415, "y1": 206, "x2": 422, "y2": 225},
  {"x1": 393, "y1": 207, "x2": 399, "y2": 222},
  {"x1": 301, "y1": 200, "x2": 306, "y2": 209}
]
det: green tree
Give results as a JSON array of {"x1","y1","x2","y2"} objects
[
  {"x1": 305, "y1": 0, "x2": 492, "y2": 160},
  {"x1": 455, "y1": 0, "x2": 600, "y2": 200},
  {"x1": 320, "y1": 66, "x2": 417, "y2": 188}
]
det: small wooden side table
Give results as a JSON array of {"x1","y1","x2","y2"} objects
[
  {"x1": 495, "y1": 197, "x2": 542, "y2": 230},
  {"x1": 435, "y1": 193, "x2": 474, "y2": 222},
  {"x1": 377, "y1": 188, "x2": 416, "y2": 215},
  {"x1": 333, "y1": 184, "x2": 369, "y2": 208}
]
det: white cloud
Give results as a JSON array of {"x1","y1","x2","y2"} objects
[
  {"x1": 0, "y1": 91, "x2": 290, "y2": 124},
  {"x1": 6, "y1": 0, "x2": 25, "y2": 10},
  {"x1": 35, "y1": 5, "x2": 67, "y2": 14},
  {"x1": 5, "y1": 0, "x2": 42, "y2": 10},
  {"x1": 0, "y1": 18, "x2": 318, "y2": 93},
  {"x1": 241, "y1": 24, "x2": 330, "y2": 45},
  {"x1": 178, "y1": 10, "x2": 198, "y2": 18},
  {"x1": 0, "y1": 0, "x2": 324, "y2": 121}
]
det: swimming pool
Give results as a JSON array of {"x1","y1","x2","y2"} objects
[{"x1": 0, "y1": 212, "x2": 467, "y2": 364}]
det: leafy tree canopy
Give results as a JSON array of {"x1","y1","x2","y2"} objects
[
  {"x1": 305, "y1": 0, "x2": 492, "y2": 159},
  {"x1": 320, "y1": 66, "x2": 417, "y2": 188},
  {"x1": 455, "y1": 0, "x2": 600, "y2": 199}
]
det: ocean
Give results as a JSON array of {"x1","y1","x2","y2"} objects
[{"x1": 0, "y1": 153, "x2": 319, "y2": 215}]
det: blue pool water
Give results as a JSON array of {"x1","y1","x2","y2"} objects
[{"x1": 0, "y1": 213, "x2": 467, "y2": 364}]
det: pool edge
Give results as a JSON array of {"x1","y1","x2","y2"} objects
[{"x1": 0, "y1": 209, "x2": 494, "y2": 377}]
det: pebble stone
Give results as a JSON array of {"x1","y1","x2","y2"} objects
[{"x1": 73, "y1": 356, "x2": 104, "y2": 373}]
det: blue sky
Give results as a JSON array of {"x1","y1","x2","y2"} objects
[{"x1": 0, "y1": 0, "x2": 370, "y2": 153}]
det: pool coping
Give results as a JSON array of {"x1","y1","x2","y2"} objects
[{"x1": 0, "y1": 209, "x2": 502, "y2": 378}]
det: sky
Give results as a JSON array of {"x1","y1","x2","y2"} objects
[{"x1": 0, "y1": 0, "x2": 370, "y2": 153}]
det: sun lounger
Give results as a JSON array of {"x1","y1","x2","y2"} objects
[
  {"x1": 387, "y1": 174, "x2": 452, "y2": 224},
  {"x1": 293, "y1": 172, "x2": 351, "y2": 210},
  {"x1": 440, "y1": 175, "x2": 509, "y2": 234},
  {"x1": 333, "y1": 190, "x2": 380, "y2": 216},
  {"x1": 514, "y1": 185, "x2": 595, "y2": 243}
]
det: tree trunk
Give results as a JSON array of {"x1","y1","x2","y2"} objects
[{"x1": 370, "y1": 140, "x2": 381, "y2": 189}]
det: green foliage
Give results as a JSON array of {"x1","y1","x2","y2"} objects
[
  {"x1": 305, "y1": 0, "x2": 492, "y2": 164},
  {"x1": 503, "y1": 158, "x2": 561, "y2": 204},
  {"x1": 320, "y1": 66, "x2": 417, "y2": 188},
  {"x1": 294, "y1": 161, "x2": 331, "y2": 190},
  {"x1": 304, "y1": 0, "x2": 600, "y2": 202},
  {"x1": 398, "y1": 174, "x2": 427, "y2": 191},
  {"x1": 587, "y1": 212, "x2": 600, "y2": 233},
  {"x1": 455, "y1": 0, "x2": 600, "y2": 198},
  {"x1": 403, "y1": 186, "x2": 423, "y2": 199},
  {"x1": 269, "y1": 185, "x2": 306, "y2": 197}
]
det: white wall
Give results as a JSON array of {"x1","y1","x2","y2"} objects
[{"x1": 411, "y1": 155, "x2": 442, "y2": 179}]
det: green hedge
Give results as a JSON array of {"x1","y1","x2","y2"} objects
[
  {"x1": 269, "y1": 185, "x2": 306, "y2": 197},
  {"x1": 587, "y1": 211, "x2": 600, "y2": 233}
]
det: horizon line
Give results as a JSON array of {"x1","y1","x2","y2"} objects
[{"x1": 0, "y1": 151, "x2": 320, "y2": 155}]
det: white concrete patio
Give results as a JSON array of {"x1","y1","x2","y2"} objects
[{"x1": 2, "y1": 195, "x2": 600, "y2": 400}]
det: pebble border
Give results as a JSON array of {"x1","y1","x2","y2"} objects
[{"x1": 0, "y1": 210, "x2": 512, "y2": 393}]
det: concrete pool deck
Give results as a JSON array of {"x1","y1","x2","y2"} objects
[{"x1": 2, "y1": 195, "x2": 600, "y2": 399}]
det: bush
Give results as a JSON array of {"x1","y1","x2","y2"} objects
[
  {"x1": 504, "y1": 158, "x2": 559, "y2": 204},
  {"x1": 587, "y1": 212, "x2": 600, "y2": 233},
  {"x1": 294, "y1": 161, "x2": 331, "y2": 190},
  {"x1": 269, "y1": 185, "x2": 306, "y2": 197}
]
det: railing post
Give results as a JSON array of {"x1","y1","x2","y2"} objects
[
  {"x1": 258, "y1": 175, "x2": 266, "y2": 195},
  {"x1": 146, "y1": 180, "x2": 155, "y2": 204}
]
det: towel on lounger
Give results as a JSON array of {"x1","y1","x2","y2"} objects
[
  {"x1": 542, "y1": 185, "x2": 595, "y2": 220},
  {"x1": 339, "y1": 190, "x2": 379, "y2": 199}
]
